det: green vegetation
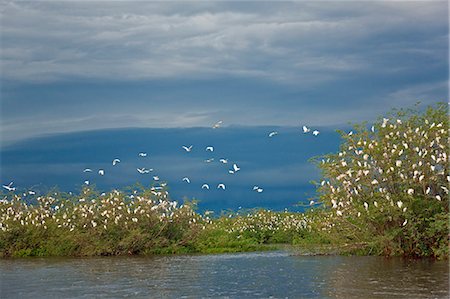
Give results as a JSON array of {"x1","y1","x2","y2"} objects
[
  {"x1": 0, "y1": 103, "x2": 448, "y2": 258},
  {"x1": 309, "y1": 102, "x2": 449, "y2": 258}
]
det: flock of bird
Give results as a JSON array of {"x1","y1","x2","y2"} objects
[{"x1": 2, "y1": 121, "x2": 321, "y2": 197}]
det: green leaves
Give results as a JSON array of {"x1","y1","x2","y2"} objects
[{"x1": 313, "y1": 102, "x2": 449, "y2": 258}]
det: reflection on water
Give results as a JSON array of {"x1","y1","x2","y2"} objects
[{"x1": 0, "y1": 251, "x2": 448, "y2": 298}]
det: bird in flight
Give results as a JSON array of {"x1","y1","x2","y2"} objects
[
  {"x1": 205, "y1": 158, "x2": 214, "y2": 163},
  {"x1": 153, "y1": 176, "x2": 160, "y2": 181},
  {"x1": 212, "y1": 120, "x2": 223, "y2": 129},
  {"x1": 182, "y1": 177, "x2": 191, "y2": 183},
  {"x1": 84, "y1": 180, "x2": 90, "y2": 185},
  {"x1": 112, "y1": 158, "x2": 121, "y2": 166},
  {"x1": 206, "y1": 146, "x2": 214, "y2": 152},
  {"x1": 252, "y1": 185, "x2": 263, "y2": 193},
  {"x1": 182, "y1": 145, "x2": 193, "y2": 152},
  {"x1": 217, "y1": 183, "x2": 226, "y2": 190},
  {"x1": 312, "y1": 130, "x2": 320, "y2": 136},
  {"x1": 219, "y1": 158, "x2": 228, "y2": 164},
  {"x1": 137, "y1": 168, "x2": 152, "y2": 174},
  {"x1": 83, "y1": 168, "x2": 92, "y2": 172},
  {"x1": 138, "y1": 152, "x2": 147, "y2": 157},
  {"x1": 268, "y1": 131, "x2": 278, "y2": 137},
  {"x1": 302, "y1": 126, "x2": 311, "y2": 133},
  {"x1": 2, "y1": 182, "x2": 15, "y2": 192},
  {"x1": 202, "y1": 184, "x2": 210, "y2": 190},
  {"x1": 232, "y1": 163, "x2": 240, "y2": 172},
  {"x1": 98, "y1": 169, "x2": 105, "y2": 176}
]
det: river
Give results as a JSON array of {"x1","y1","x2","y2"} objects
[{"x1": 0, "y1": 251, "x2": 448, "y2": 298}]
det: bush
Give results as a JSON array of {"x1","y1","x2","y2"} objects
[{"x1": 312, "y1": 102, "x2": 449, "y2": 258}]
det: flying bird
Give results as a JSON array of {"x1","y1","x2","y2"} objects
[
  {"x1": 212, "y1": 120, "x2": 223, "y2": 129},
  {"x1": 206, "y1": 146, "x2": 214, "y2": 152},
  {"x1": 2, "y1": 182, "x2": 15, "y2": 192},
  {"x1": 182, "y1": 145, "x2": 193, "y2": 152},
  {"x1": 252, "y1": 186, "x2": 263, "y2": 193},
  {"x1": 137, "y1": 168, "x2": 152, "y2": 174},
  {"x1": 202, "y1": 184, "x2": 210, "y2": 190},
  {"x1": 268, "y1": 131, "x2": 278, "y2": 137},
  {"x1": 138, "y1": 152, "x2": 147, "y2": 157},
  {"x1": 153, "y1": 176, "x2": 160, "y2": 181},
  {"x1": 312, "y1": 130, "x2": 320, "y2": 136},
  {"x1": 98, "y1": 169, "x2": 105, "y2": 176},
  {"x1": 83, "y1": 168, "x2": 92, "y2": 172},
  {"x1": 182, "y1": 177, "x2": 191, "y2": 184},
  {"x1": 302, "y1": 126, "x2": 310, "y2": 133},
  {"x1": 84, "y1": 180, "x2": 90, "y2": 185},
  {"x1": 232, "y1": 163, "x2": 240, "y2": 172},
  {"x1": 217, "y1": 183, "x2": 226, "y2": 190},
  {"x1": 205, "y1": 158, "x2": 214, "y2": 163},
  {"x1": 112, "y1": 158, "x2": 121, "y2": 166},
  {"x1": 219, "y1": 158, "x2": 228, "y2": 164}
]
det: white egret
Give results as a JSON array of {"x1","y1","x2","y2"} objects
[
  {"x1": 233, "y1": 163, "x2": 240, "y2": 172},
  {"x1": 312, "y1": 130, "x2": 320, "y2": 136},
  {"x1": 83, "y1": 168, "x2": 92, "y2": 172},
  {"x1": 182, "y1": 177, "x2": 191, "y2": 183},
  {"x1": 112, "y1": 158, "x2": 121, "y2": 166},
  {"x1": 98, "y1": 169, "x2": 105, "y2": 176},
  {"x1": 138, "y1": 152, "x2": 147, "y2": 157},
  {"x1": 206, "y1": 146, "x2": 214, "y2": 152},
  {"x1": 268, "y1": 131, "x2": 278, "y2": 137},
  {"x1": 212, "y1": 120, "x2": 223, "y2": 129},
  {"x1": 217, "y1": 183, "x2": 226, "y2": 190},
  {"x1": 182, "y1": 145, "x2": 193, "y2": 152},
  {"x1": 219, "y1": 159, "x2": 228, "y2": 164},
  {"x1": 205, "y1": 158, "x2": 214, "y2": 163},
  {"x1": 2, "y1": 182, "x2": 15, "y2": 192},
  {"x1": 202, "y1": 184, "x2": 210, "y2": 190},
  {"x1": 153, "y1": 176, "x2": 160, "y2": 181},
  {"x1": 137, "y1": 168, "x2": 152, "y2": 174},
  {"x1": 302, "y1": 126, "x2": 310, "y2": 133}
]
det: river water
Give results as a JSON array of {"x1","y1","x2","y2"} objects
[{"x1": 0, "y1": 251, "x2": 448, "y2": 298}]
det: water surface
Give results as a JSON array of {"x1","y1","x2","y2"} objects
[{"x1": 0, "y1": 251, "x2": 448, "y2": 298}]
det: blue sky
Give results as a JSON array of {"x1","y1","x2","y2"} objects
[{"x1": 0, "y1": 1, "x2": 448, "y2": 211}]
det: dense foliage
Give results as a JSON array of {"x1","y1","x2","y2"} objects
[
  {"x1": 0, "y1": 188, "x2": 303, "y2": 257},
  {"x1": 311, "y1": 103, "x2": 449, "y2": 258}
]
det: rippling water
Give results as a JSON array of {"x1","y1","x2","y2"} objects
[{"x1": 0, "y1": 251, "x2": 448, "y2": 298}]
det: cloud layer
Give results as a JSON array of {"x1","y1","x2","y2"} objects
[{"x1": 0, "y1": 1, "x2": 448, "y2": 143}]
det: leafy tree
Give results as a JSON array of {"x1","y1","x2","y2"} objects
[{"x1": 313, "y1": 103, "x2": 449, "y2": 257}]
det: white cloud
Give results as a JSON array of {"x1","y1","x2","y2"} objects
[{"x1": 1, "y1": 1, "x2": 446, "y2": 83}]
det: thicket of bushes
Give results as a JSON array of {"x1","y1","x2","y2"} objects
[{"x1": 309, "y1": 102, "x2": 448, "y2": 258}]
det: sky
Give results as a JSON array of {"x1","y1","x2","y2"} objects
[{"x1": 0, "y1": 1, "x2": 448, "y2": 211}]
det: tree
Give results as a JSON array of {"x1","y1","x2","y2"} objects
[{"x1": 313, "y1": 102, "x2": 449, "y2": 257}]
